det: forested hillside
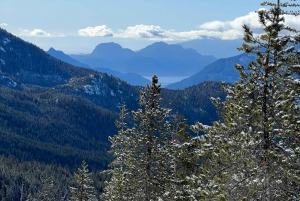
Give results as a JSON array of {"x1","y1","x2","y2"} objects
[
  {"x1": 0, "y1": 78, "x2": 225, "y2": 170},
  {"x1": 0, "y1": 24, "x2": 226, "y2": 200}
]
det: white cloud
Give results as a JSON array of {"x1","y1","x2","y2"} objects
[
  {"x1": 173, "y1": 29, "x2": 243, "y2": 40},
  {"x1": 114, "y1": 24, "x2": 242, "y2": 41},
  {"x1": 78, "y1": 25, "x2": 113, "y2": 37},
  {"x1": 19, "y1": 29, "x2": 51, "y2": 37},
  {"x1": 0, "y1": 23, "x2": 8, "y2": 27},
  {"x1": 197, "y1": 8, "x2": 300, "y2": 40},
  {"x1": 198, "y1": 10, "x2": 264, "y2": 39},
  {"x1": 284, "y1": 14, "x2": 300, "y2": 31},
  {"x1": 76, "y1": 10, "x2": 300, "y2": 41},
  {"x1": 116, "y1": 25, "x2": 172, "y2": 39},
  {"x1": 229, "y1": 10, "x2": 264, "y2": 33},
  {"x1": 112, "y1": 12, "x2": 265, "y2": 41},
  {"x1": 199, "y1": 21, "x2": 229, "y2": 32}
]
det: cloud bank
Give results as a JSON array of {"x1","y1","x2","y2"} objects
[
  {"x1": 114, "y1": 24, "x2": 244, "y2": 41},
  {"x1": 76, "y1": 11, "x2": 266, "y2": 41},
  {"x1": 115, "y1": 25, "x2": 171, "y2": 39},
  {"x1": 78, "y1": 25, "x2": 113, "y2": 37},
  {"x1": 18, "y1": 10, "x2": 300, "y2": 41},
  {"x1": 19, "y1": 29, "x2": 52, "y2": 37},
  {"x1": 0, "y1": 23, "x2": 8, "y2": 27}
]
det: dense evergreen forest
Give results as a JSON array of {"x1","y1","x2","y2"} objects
[{"x1": 0, "y1": 0, "x2": 299, "y2": 200}]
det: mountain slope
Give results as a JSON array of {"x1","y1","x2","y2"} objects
[
  {"x1": 70, "y1": 42, "x2": 135, "y2": 68},
  {"x1": 90, "y1": 42, "x2": 135, "y2": 60},
  {"x1": 47, "y1": 47, "x2": 90, "y2": 68},
  {"x1": 0, "y1": 28, "x2": 93, "y2": 87},
  {"x1": 0, "y1": 28, "x2": 135, "y2": 169},
  {"x1": 167, "y1": 53, "x2": 255, "y2": 90},
  {"x1": 0, "y1": 85, "x2": 115, "y2": 170},
  {"x1": 161, "y1": 81, "x2": 226, "y2": 125}
]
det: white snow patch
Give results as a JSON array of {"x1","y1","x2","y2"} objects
[
  {"x1": 3, "y1": 38, "x2": 10, "y2": 45},
  {"x1": 93, "y1": 85, "x2": 101, "y2": 95},
  {"x1": 84, "y1": 85, "x2": 94, "y2": 94},
  {"x1": 116, "y1": 103, "x2": 122, "y2": 109},
  {"x1": 1, "y1": 76, "x2": 17, "y2": 87},
  {"x1": 0, "y1": 59, "x2": 5, "y2": 65},
  {"x1": 111, "y1": 90, "x2": 115, "y2": 96},
  {"x1": 233, "y1": 174, "x2": 239, "y2": 181},
  {"x1": 284, "y1": 46, "x2": 295, "y2": 53},
  {"x1": 294, "y1": 79, "x2": 300, "y2": 84},
  {"x1": 0, "y1": 47, "x2": 6, "y2": 52},
  {"x1": 83, "y1": 84, "x2": 102, "y2": 95},
  {"x1": 227, "y1": 88, "x2": 234, "y2": 94},
  {"x1": 239, "y1": 56, "x2": 250, "y2": 63},
  {"x1": 221, "y1": 123, "x2": 228, "y2": 128}
]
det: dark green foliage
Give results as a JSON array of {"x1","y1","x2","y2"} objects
[
  {"x1": 0, "y1": 155, "x2": 73, "y2": 201},
  {"x1": 0, "y1": 155, "x2": 108, "y2": 201},
  {"x1": 0, "y1": 74, "x2": 224, "y2": 173},
  {"x1": 0, "y1": 85, "x2": 115, "y2": 171},
  {"x1": 161, "y1": 81, "x2": 226, "y2": 126}
]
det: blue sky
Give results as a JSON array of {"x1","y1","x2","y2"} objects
[{"x1": 0, "y1": 0, "x2": 294, "y2": 53}]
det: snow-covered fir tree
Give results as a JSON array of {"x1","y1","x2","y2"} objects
[
  {"x1": 69, "y1": 161, "x2": 97, "y2": 201},
  {"x1": 26, "y1": 179, "x2": 57, "y2": 201},
  {"x1": 191, "y1": 0, "x2": 300, "y2": 200},
  {"x1": 102, "y1": 75, "x2": 191, "y2": 201}
]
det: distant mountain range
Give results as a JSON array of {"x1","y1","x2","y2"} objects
[
  {"x1": 47, "y1": 47, "x2": 90, "y2": 68},
  {"x1": 47, "y1": 47, "x2": 151, "y2": 86},
  {"x1": 167, "y1": 53, "x2": 256, "y2": 90},
  {"x1": 69, "y1": 42, "x2": 217, "y2": 76},
  {"x1": 49, "y1": 41, "x2": 258, "y2": 90},
  {"x1": 48, "y1": 39, "x2": 259, "y2": 90},
  {"x1": 178, "y1": 38, "x2": 244, "y2": 59}
]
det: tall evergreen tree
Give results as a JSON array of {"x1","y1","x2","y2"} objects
[
  {"x1": 26, "y1": 179, "x2": 57, "y2": 201},
  {"x1": 69, "y1": 161, "x2": 97, "y2": 201},
  {"x1": 191, "y1": 0, "x2": 300, "y2": 200},
  {"x1": 102, "y1": 75, "x2": 190, "y2": 201}
]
